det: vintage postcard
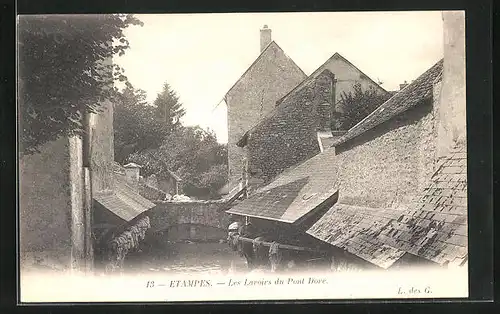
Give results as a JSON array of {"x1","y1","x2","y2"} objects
[{"x1": 18, "y1": 11, "x2": 467, "y2": 303}]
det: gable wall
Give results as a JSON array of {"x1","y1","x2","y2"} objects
[
  {"x1": 243, "y1": 56, "x2": 387, "y2": 188},
  {"x1": 226, "y1": 43, "x2": 306, "y2": 188},
  {"x1": 19, "y1": 137, "x2": 74, "y2": 271},
  {"x1": 245, "y1": 72, "x2": 333, "y2": 184},
  {"x1": 320, "y1": 56, "x2": 388, "y2": 115}
]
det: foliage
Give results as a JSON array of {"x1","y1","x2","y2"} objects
[
  {"x1": 18, "y1": 14, "x2": 143, "y2": 155},
  {"x1": 153, "y1": 82, "x2": 186, "y2": 132},
  {"x1": 113, "y1": 84, "x2": 170, "y2": 163},
  {"x1": 198, "y1": 164, "x2": 229, "y2": 199},
  {"x1": 334, "y1": 83, "x2": 392, "y2": 130},
  {"x1": 127, "y1": 126, "x2": 228, "y2": 199}
]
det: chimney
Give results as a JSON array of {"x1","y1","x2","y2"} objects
[
  {"x1": 260, "y1": 25, "x2": 272, "y2": 52},
  {"x1": 399, "y1": 81, "x2": 408, "y2": 90},
  {"x1": 123, "y1": 162, "x2": 142, "y2": 191}
]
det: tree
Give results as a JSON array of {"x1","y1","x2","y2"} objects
[
  {"x1": 18, "y1": 14, "x2": 143, "y2": 155},
  {"x1": 153, "y1": 82, "x2": 186, "y2": 132},
  {"x1": 334, "y1": 83, "x2": 392, "y2": 130},
  {"x1": 113, "y1": 83, "x2": 170, "y2": 163},
  {"x1": 128, "y1": 126, "x2": 228, "y2": 199}
]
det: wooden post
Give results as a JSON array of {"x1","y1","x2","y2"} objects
[{"x1": 236, "y1": 236, "x2": 329, "y2": 254}]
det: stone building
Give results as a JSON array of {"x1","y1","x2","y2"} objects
[
  {"x1": 225, "y1": 25, "x2": 307, "y2": 191},
  {"x1": 19, "y1": 57, "x2": 155, "y2": 275},
  {"x1": 236, "y1": 53, "x2": 389, "y2": 189},
  {"x1": 154, "y1": 168, "x2": 183, "y2": 196},
  {"x1": 92, "y1": 163, "x2": 155, "y2": 239},
  {"x1": 226, "y1": 11, "x2": 466, "y2": 272},
  {"x1": 19, "y1": 73, "x2": 118, "y2": 274},
  {"x1": 20, "y1": 135, "x2": 93, "y2": 273}
]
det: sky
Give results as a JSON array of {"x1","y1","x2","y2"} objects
[{"x1": 114, "y1": 11, "x2": 444, "y2": 143}]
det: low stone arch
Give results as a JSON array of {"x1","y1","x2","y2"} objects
[
  {"x1": 156, "y1": 222, "x2": 227, "y2": 243},
  {"x1": 145, "y1": 200, "x2": 231, "y2": 233}
]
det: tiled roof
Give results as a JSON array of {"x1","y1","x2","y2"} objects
[
  {"x1": 237, "y1": 53, "x2": 390, "y2": 148},
  {"x1": 94, "y1": 171, "x2": 156, "y2": 222},
  {"x1": 236, "y1": 68, "x2": 324, "y2": 147},
  {"x1": 227, "y1": 178, "x2": 309, "y2": 220},
  {"x1": 94, "y1": 191, "x2": 148, "y2": 222},
  {"x1": 307, "y1": 144, "x2": 467, "y2": 268},
  {"x1": 115, "y1": 172, "x2": 156, "y2": 209},
  {"x1": 396, "y1": 145, "x2": 467, "y2": 266},
  {"x1": 226, "y1": 147, "x2": 339, "y2": 223},
  {"x1": 332, "y1": 59, "x2": 444, "y2": 147},
  {"x1": 307, "y1": 204, "x2": 408, "y2": 268}
]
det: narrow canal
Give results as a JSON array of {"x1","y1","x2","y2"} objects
[{"x1": 123, "y1": 240, "x2": 250, "y2": 275}]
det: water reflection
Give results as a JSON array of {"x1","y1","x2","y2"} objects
[{"x1": 124, "y1": 241, "x2": 250, "y2": 275}]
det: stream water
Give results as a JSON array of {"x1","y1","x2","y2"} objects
[
  {"x1": 123, "y1": 241, "x2": 250, "y2": 275},
  {"x1": 122, "y1": 240, "x2": 333, "y2": 276}
]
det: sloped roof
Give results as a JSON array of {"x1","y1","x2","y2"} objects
[
  {"x1": 391, "y1": 145, "x2": 467, "y2": 266},
  {"x1": 332, "y1": 59, "x2": 444, "y2": 147},
  {"x1": 225, "y1": 41, "x2": 306, "y2": 98},
  {"x1": 276, "y1": 52, "x2": 388, "y2": 106},
  {"x1": 226, "y1": 147, "x2": 339, "y2": 223},
  {"x1": 123, "y1": 162, "x2": 143, "y2": 169},
  {"x1": 94, "y1": 167, "x2": 156, "y2": 222},
  {"x1": 115, "y1": 173, "x2": 156, "y2": 209},
  {"x1": 163, "y1": 168, "x2": 182, "y2": 182},
  {"x1": 307, "y1": 204, "x2": 408, "y2": 268},
  {"x1": 94, "y1": 192, "x2": 142, "y2": 222},
  {"x1": 236, "y1": 53, "x2": 389, "y2": 147},
  {"x1": 236, "y1": 69, "x2": 334, "y2": 147},
  {"x1": 307, "y1": 144, "x2": 467, "y2": 268}
]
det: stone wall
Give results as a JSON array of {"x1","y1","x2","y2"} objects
[
  {"x1": 242, "y1": 55, "x2": 389, "y2": 187},
  {"x1": 245, "y1": 71, "x2": 334, "y2": 184},
  {"x1": 335, "y1": 96, "x2": 439, "y2": 209},
  {"x1": 103, "y1": 216, "x2": 150, "y2": 273},
  {"x1": 139, "y1": 183, "x2": 167, "y2": 201},
  {"x1": 226, "y1": 42, "x2": 306, "y2": 188},
  {"x1": 165, "y1": 224, "x2": 227, "y2": 242},
  {"x1": 19, "y1": 135, "x2": 90, "y2": 272},
  {"x1": 158, "y1": 176, "x2": 177, "y2": 196},
  {"x1": 19, "y1": 95, "x2": 114, "y2": 273},
  {"x1": 89, "y1": 99, "x2": 114, "y2": 192},
  {"x1": 147, "y1": 200, "x2": 231, "y2": 233},
  {"x1": 19, "y1": 137, "x2": 74, "y2": 271}
]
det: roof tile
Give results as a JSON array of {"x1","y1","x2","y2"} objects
[
  {"x1": 94, "y1": 170, "x2": 156, "y2": 222},
  {"x1": 308, "y1": 144, "x2": 467, "y2": 267},
  {"x1": 227, "y1": 147, "x2": 339, "y2": 223},
  {"x1": 332, "y1": 59, "x2": 443, "y2": 147}
]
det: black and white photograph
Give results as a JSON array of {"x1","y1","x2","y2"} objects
[{"x1": 17, "y1": 11, "x2": 468, "y2": 302}]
